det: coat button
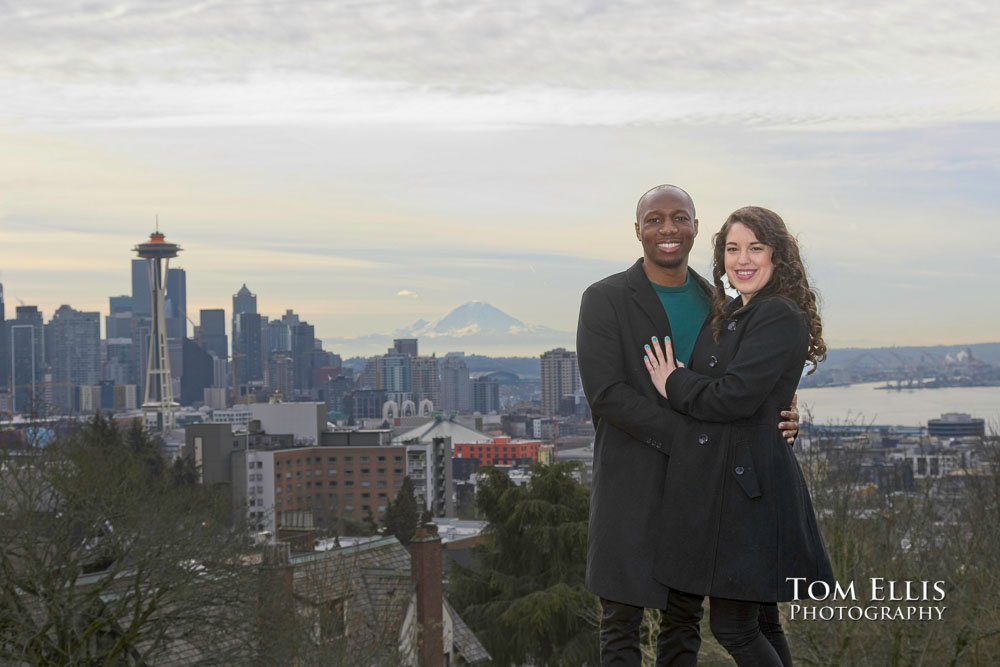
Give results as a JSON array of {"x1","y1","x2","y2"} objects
[
  {"x1": 727, "y1": 321, "x2": 737, "y2": 332},
  {"x1": 698, "y1": 434, "x2": 709, "y2": 445},
  {"x1": 708, "y1": 355, "x2": 718, "y2": 368},
  {"x1": 735, "y1": 466, "x2": 745, "y2": 475}
]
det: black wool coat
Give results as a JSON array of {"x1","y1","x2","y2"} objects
[
  {"x1": 655, "y1": 294, "x2": 835, "y2": 602},
  {"x1": 577, "y1": 259, "x2": 713, "y2": 608}
]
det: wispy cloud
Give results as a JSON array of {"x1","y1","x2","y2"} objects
[{"x1": 3, "y1": 1, "x2": 998, "y2": 130}]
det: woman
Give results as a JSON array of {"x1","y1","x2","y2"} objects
[{"x1": 642, "y1": 206, "x2": 834, "y2": 666}]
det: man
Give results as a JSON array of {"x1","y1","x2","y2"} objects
[{"x1": 577, "y1": 185, "x2": 798, "y2": 665}]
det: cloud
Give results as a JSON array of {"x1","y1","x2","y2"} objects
[
  {"x1": 2, "y1": 1, "x2": 998, "y2": 130},
  {"x1": 396, "y1": 289, "x2": 418, "y2": 298}
]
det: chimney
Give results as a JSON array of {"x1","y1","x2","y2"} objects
[{"x1": 410, "y1": 523, "x2": 444, "y2": 667}]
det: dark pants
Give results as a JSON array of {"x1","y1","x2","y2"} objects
[
  {"x1": 599, "y1": 590, "x2": 704, "y2": 666},
  {"x1": 709, "y1": 598, "x2": 792, "y2": 667}
]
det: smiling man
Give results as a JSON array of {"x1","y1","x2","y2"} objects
[{"x1": 576, "y1": 185, "x2": 797, "y2": 666}]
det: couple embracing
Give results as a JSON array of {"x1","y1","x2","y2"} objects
[{"x1": 577, "y1": 185, "x2": 835, "y2": 666}]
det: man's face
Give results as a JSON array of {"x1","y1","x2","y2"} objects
[{"x1": 634, "y1": 189, "x2": 698, "y2": 271}]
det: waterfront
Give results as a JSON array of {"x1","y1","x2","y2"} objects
[{"x1": 796, "y1": 381, "x2": 1000, "y2": 428}]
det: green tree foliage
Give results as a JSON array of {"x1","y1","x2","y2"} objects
[
  {"x1": 450, "y1": 462, "x2": 599, "y2": 666},
  {"x1": 383, "y1": 476, "x2": 420, "y2": 546},
  {"x1": 0, "y1": 414, "x2": 260, "y2": 665}
]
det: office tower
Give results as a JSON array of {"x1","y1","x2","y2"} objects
[
  {"x1": 410, "y1": 355, "x2": 440, "y2": 409},
  {"x1": 45, "y1": 305, "x2": 101, "y2": 414},
  {"x1": 540, "y1": 347, "x2": 581, "y2": 416},
  {"x1": 393, "y1": 338, "x2": 418, "y2": 357},
  {"x1": 378, "y1": 349, "x2": 412, "y2": 394},
  {"x1": 198, "y1": 309, "x2": 228, "y2": 361},
  {"x1": 105, "y1": 337, "x2": 136, "y2": 386},
  {"x1": 134, "y1": 230, "x2": 181, "y2": 433},
  {"x1": 165, "y1": 267, "x2": 187, "y2": 340},
  {"x1": 181, "y1": 337, "x2": 213, "y2": 405},
  {"x1": 106, "y1": 295, "x2": 133, "y2": 339},
  {"x1": 9, "y1": 306, "x2": 44, "y2": 414},
  {"x1": 232, "y1": 284, "x2": 257, "y2": 321},
  {"x1": 265, "y1": 318, "x2": 289, "y2": 353},
  {"x1": 268, "y1": 354, "x2": 294, "y2": 398},
  {"x1": 472, "y1": 376, "x2": 501, "y2": 414},
  {"x1": 130, "y1": 259, "x2": 152, "y2": 317},
  {"x1": 0, "y1": 282, "x2": 6, "y2": 391},
  {"x1": 233, "y1": 312, "x2": 263, "y2": 386},
  {"x1": 440, "y1": 353, "x2": 471, "y2": 413},
  {"x1": 290, "y1": 322, "x2": 315, "y2": 393}
]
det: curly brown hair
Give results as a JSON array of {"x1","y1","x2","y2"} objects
[{"x1": 709, "y1": 206, "x2": 827, "y2": 374}]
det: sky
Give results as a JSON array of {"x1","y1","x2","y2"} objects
[{"x1": 2, "y1": 0, "x2": 999, "y2": 356}]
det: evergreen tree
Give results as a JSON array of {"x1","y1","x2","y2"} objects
[
  {"x1": 450, "y1": 462, "x2": 599, "y2": 666},
  {"x1": 383, "y1": 476, "x2": 419, "y2": 545}
]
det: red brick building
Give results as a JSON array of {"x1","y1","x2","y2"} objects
[
  {"x1": 452, "y1": 435, "x2": 541, "y2": 467},
  {"x1": 273, "y1": 445, "x2": 408, "y2": 528}
]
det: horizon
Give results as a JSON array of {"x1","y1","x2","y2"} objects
[{"x1": 2, "y1": 1, "x2": 998, "y2": 354}]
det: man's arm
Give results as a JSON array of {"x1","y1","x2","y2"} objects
[{"x1": 577, "y1": 285, "x2": 680, "y2": 453}]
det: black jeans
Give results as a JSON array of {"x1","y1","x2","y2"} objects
[
  {"x1": 599, "y1": 590, "x2": 704, "y2": 666},
  {"x1": 709, "y1": 598, "x2": 792, "y2": 667}
]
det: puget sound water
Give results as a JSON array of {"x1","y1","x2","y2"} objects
[{"x1": 795, "y1": 381, "x2": 1000, "y2": 429}]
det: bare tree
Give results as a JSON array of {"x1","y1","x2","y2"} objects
[{"x1": 0, "y1": 415, "x2": 261, "y2": 665}]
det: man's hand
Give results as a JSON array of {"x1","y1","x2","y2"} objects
[{"x1": 778, "y1": 393, "x2": 799, "y2": 445}]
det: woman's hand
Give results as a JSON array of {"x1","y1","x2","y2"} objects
[{"x1": 643, "y1": 336, "x2": 682, "y2": 399}]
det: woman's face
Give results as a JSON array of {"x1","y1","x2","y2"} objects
[{"x1": 724, "y1": 222, "x2": 774, "y2": 304}]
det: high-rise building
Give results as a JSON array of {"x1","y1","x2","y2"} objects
[
  {"x1": 440, "y1": 353, "x2": 471, "y2": 413},
  {"x1": 181, "y1": 337, "x2": 214, "y2": 405},
  {"x1": 198, "y1": 309, "x2": 228, "y2": 361},
  {"x1": 105, "y1": 337, "x2": 136, "y2": 386},
  {"x1": 231, "y1": 284, "x2": 259, "y2": 391},
  {"x1": 232, "y1": 284, "x2": 257, "y2": 321},
  {"x1": 290, "y1": 322, "x2": 315, "y2": 393},
  {"x1": 45, "y1": 305, "x2": 101, "y2": 414},
  {"x1": 106, "y1": 295, "x2": 134, "y2": 339},
  {"x1": 540, "y1": 348, "x2": 581, "y2": 416},
  {"x1": 378, "y1": 350, "x2": 411, "y2": 393},
  {"x1": 165, "y1": 267, "x2": 187, "y2": 340},
  {"x1": 393, "y1": 338, "x2": 418, "y2": 357},
  {"x1": 234, "y1": 312, "x2": 264, "y2": 386},
  {"x1": 9, "y1": 305, "x2": 44, "y2": 414},
  {"x1": 0, "y1": 282, "x2": 7, "y2": 391},
  {"x1": 472, "y1": 376, "x2": 501, "y2": 414},
  {"x1": 130, "y1": 259, "x2": 152, "y2": 317},
  {"x1": 410, "y1": 355, "x2": 440, "y2": 409},
  {"x1": 266, "y1": 318, "x2": 290, "y2": 353}
]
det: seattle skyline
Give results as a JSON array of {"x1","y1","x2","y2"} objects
[{"x1": 2, "y1": 1, "x2": 999, "y2": 354}]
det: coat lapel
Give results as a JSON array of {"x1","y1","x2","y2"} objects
[{"x1": 626, "y1": 259, "x2": 673, "y2": 338}]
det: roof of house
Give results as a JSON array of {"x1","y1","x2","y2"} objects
[{"x1": 393, "y1": 417, "x2": 492, "y2": 445}]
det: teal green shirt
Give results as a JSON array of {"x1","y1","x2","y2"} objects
[{"x1": 650, "y1": 272, "x2": 710, "y2": 366}]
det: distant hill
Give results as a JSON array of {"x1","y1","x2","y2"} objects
[
  {"x1": 343, "y1": 342, "x2": 1000, "y2": 386},
  {"x1": 800, "y1": 342, "x2": 1000, "y2": 387}
]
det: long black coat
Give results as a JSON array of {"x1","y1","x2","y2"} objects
[
  {"x1": 654, "y1": 295, "x2": 835, "y2": 602},
  {"x1": 577, "y1": 259, "x2": 713, "y2": 608}
]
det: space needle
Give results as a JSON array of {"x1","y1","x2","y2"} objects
[{"x1": 134, "y1": 227, "x2": 181, "y2": 434}]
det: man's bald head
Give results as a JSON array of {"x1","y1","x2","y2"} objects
[{"x1": 636, "y1": 185, "x2": 696, "y2": 223}]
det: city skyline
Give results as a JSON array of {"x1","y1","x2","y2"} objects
[{"x1": 2, "y1": 1, "x2": 999, "y2": 354}]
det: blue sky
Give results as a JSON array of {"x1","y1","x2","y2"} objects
[{"x1": 2, "y1": 0, "x2": 998, "y2": 355}]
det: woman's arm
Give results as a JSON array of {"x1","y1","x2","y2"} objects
[{"x1": 664, "y1": 298, "x2": 807, "y2": 423}]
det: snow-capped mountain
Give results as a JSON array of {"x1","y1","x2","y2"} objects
[
  {"x1": 399, "y1": 301, "x2": 558, "y2": 339},
  {"x1": 323, "y1": 301, "x2": 573, "y2": 356}
]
